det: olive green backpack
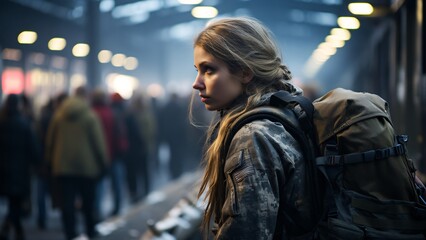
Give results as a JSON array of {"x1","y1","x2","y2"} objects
[{"x1": 226, "y1": 88, "x2": 426, "y2": 239}]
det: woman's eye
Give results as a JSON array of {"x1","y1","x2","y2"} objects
[{"x1": 205, "y1": 67, "x2": 214, "y2": 74}]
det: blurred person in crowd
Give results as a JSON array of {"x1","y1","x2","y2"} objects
[
  {"x1": 192, "y1": 17, "x2": 317, "y2": 239},
  {"x1": 158, "y1": 93, "x2": 187, "y2": 180},
  {"x1": 18, "y1": 93, "x2": 36, "y2": 219},
  {"x1": 45, "y1": 86, "x2": 107, "y2": 240},
  {"x1": 0, "y1": 94, "x2": 41, "y2": 240},
  {"x1": 109, "y1": 92, "x2": 129, "y2": 216},
  {"x1": 181, "y1": 93, "x2": 209, "y2": 173},
  {"x1": 35, "y1": 92, "x2": 68, "y2": 230},
  {"x1": 90, "y1": 87, "x2": 114, "y2": 221},
  {"x1": 20, "y1": 94, "x2": 35, "y2": 128},
  {"x1": 148, "y1": 96, "x2": 161, "y2": 172},
  {"x1": 124, "y1": 92, "x2": 155, "y2": 202}
]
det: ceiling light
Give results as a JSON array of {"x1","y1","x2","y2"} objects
[
  {"x1": 325, "y1": 35, "x2": 345, "y2": 48},
  {"x1": 111, "y1": 53, "x2": 126, "y2": 67},
  {"x1": 337, "y1": 16, "x2": 360, "y2": 29},
  {"x1": 99, "y1": 0, "x2": 115, "y2": 12},
  {"x1": 191, "y1": 6, "x2": 218, "y2": 18},
  {"x1": 317, "y1": 43, "x2": 337, "y2": 56},
  {"x1": 72, "y1": 43, "x2": 90, "y2": 57},
  {"x1": 106, "y1": 73, "x2": 138, "y2": 99},
  {"x1": 348, "y1": 2, "x2": 374, "y2": 15},
  {"x1": 48, "y1": 38, "x2": 67, "y2": 51},
  {"x1": 330, "y1": 28, "x2": 351, "y2": 41},
  {"x1": 17, "y1": 31, "x2": 37, "y2": 44},
  {"x1": 312, "y1": 51, "x2": 330, "y2": 62},
  {"x1": 124, "y1": 57, "x2": 138, "y2": 70},
  {"x1": 98, "y1": 50, "x2": 112, "y2": 63},
  {"x1": 178, "y1": 0, "x2": 203, "y2": 4}
]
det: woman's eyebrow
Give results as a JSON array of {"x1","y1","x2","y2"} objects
[{"x1": 195, "y1": 61, "x2": 209, "y2": 69}]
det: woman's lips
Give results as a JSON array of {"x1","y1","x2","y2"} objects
[{"x1": 200, "y1": 94, "x2": 208, "y2": 103}]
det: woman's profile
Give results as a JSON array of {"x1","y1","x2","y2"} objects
[{"x1": 191, "y1": 17, "x2": 318, "y2": 239}]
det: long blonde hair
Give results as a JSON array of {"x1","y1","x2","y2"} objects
[{"x1": 192, "y1": 16, "x2": 292, "y2": 232}]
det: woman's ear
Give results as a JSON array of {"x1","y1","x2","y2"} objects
[{"x1": 241, "y1": 69, "x2": 253, "y2": 84}]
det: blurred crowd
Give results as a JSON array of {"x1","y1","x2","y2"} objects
[{"x1": 0, "y1": 86, "x2": 209, "y2": 240}]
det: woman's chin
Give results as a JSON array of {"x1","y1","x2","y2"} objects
[{"x1": 204, "y1": 104, "x2": 218, "y2": 111}]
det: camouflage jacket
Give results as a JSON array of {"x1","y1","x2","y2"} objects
[{"x1": 214, "y1": 90, "x2": 317, "y2": 239}]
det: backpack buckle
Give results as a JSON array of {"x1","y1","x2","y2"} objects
[
  {"x1": 396, "y1": 135, "x2": 408, "y2": 144},
  {"x1": 327, "y1": 155, "x2": 341, "y2": 165}
]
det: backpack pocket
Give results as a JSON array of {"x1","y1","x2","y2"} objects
[
  {"x1": 348, "y1": 191, "x2": 426, "y2": 232},
  {"x1": 318, "y1": 190, "x2": 426, "y2": 240}
]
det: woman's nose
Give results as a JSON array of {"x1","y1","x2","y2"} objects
[{"x1": 192, "y1": 74, "x2": 204, "y2": 90}]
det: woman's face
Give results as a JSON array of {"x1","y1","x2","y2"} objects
[{"x1": 193, "y1": 46, "x2": 245, "y2": 111}]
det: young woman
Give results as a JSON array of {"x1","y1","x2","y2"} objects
[{"x1": 192, "y1": 17, "x2": 318, "y2": 239}]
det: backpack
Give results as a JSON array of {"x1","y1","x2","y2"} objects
[{"x1": 225, "y1": 88, "x2": 426, "y2": 239}]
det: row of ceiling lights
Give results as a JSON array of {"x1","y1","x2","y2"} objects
[
  {"x1": 5, "y1": 1, "x2": 370, "y2": 78},
  {"x1": 3, "y1": 31, "x2": 139, "y2": 71},
  {"x1": 107, "y1": 0, "x2": 219, "y2": 22},
  {"x1": 303, "y1": 2, "x2": 374, "y2": 79},
  {"x1": 3, "y1": 0, "x2": 219, "y2": 72}
]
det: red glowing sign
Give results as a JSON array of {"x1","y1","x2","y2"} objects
[{"x1": 2, "y1": 67, "x2": 24, "y2": 94}]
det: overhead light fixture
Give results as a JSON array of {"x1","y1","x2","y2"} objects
[
  {"x1": 99, "y1": 0, "x2": 115, "y2": 12},
  {"x1": 178, "y1": 0, "x2": 203, "y2": 4},
  {"x1": 348, "y1": 2, "x2": 374, "y2": 15},
  {"x1": 317, "y1": 43, "x2": 337, "y2": 56},
  {"x1": 124, "y1": 57, "x2": 138, "y2": 70},
  {"x1": 330, "y1": 28, "x2": 351, "y2": 41},
  {"x1": 98, "y1": 50, "x2": 112, "y2": 63},
  {"x1": 72, "y1": 43, "x2": 90, "y2": 57},
  {"x1": 191, "y1": 6, "x2": 218, "y2": 18},
  {"x1": 106, "y1": 73, "x2": 138, "y2": 99},
  {"x1": 312, "y1": 51, "x2": 330, "y2": 62},
  {"x1": 111, "y1": 53, "x2": 126, "y2": 67},
  {"x1": 337, "y1": 16, "x2": 360, "y2": 29},
  {"x1": 48, "y1": 38, "x2": 67, "y2": 51},
  {"x1": 17, "y1": 31, "x2": 37, "y2": 44},
  {"x1": 325, "y1": 35, "x2": 345, "y2": 48}
]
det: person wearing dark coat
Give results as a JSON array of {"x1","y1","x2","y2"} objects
[
  {"x1": 0, "y1": 94, "x2": 40, "y2": 240},
  {"x1": 91, "y1": 88, "x2": 114, "y2": 221}
]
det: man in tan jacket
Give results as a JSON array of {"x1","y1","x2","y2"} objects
[{"x1": 46, "y1": 86, "x2": 107, "y2": 240}]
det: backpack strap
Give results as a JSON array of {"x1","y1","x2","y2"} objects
[
  {"x1": 223, "y1": 106, "x2": 303, "y2": 159},
  {"x1": 270, "y1": 91, "x2": 315, "y2": 134},
  {"x1": 316, "y1": 143, "x2": 406, "y2": 166}
]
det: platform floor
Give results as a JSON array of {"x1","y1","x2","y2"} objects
[{"x1": 0, "y1": 170, "x2": 203, "y2": 240}]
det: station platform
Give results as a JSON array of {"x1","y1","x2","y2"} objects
[{"x1": 0, "y1": 171, "x2": 203, "y2": 240}]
